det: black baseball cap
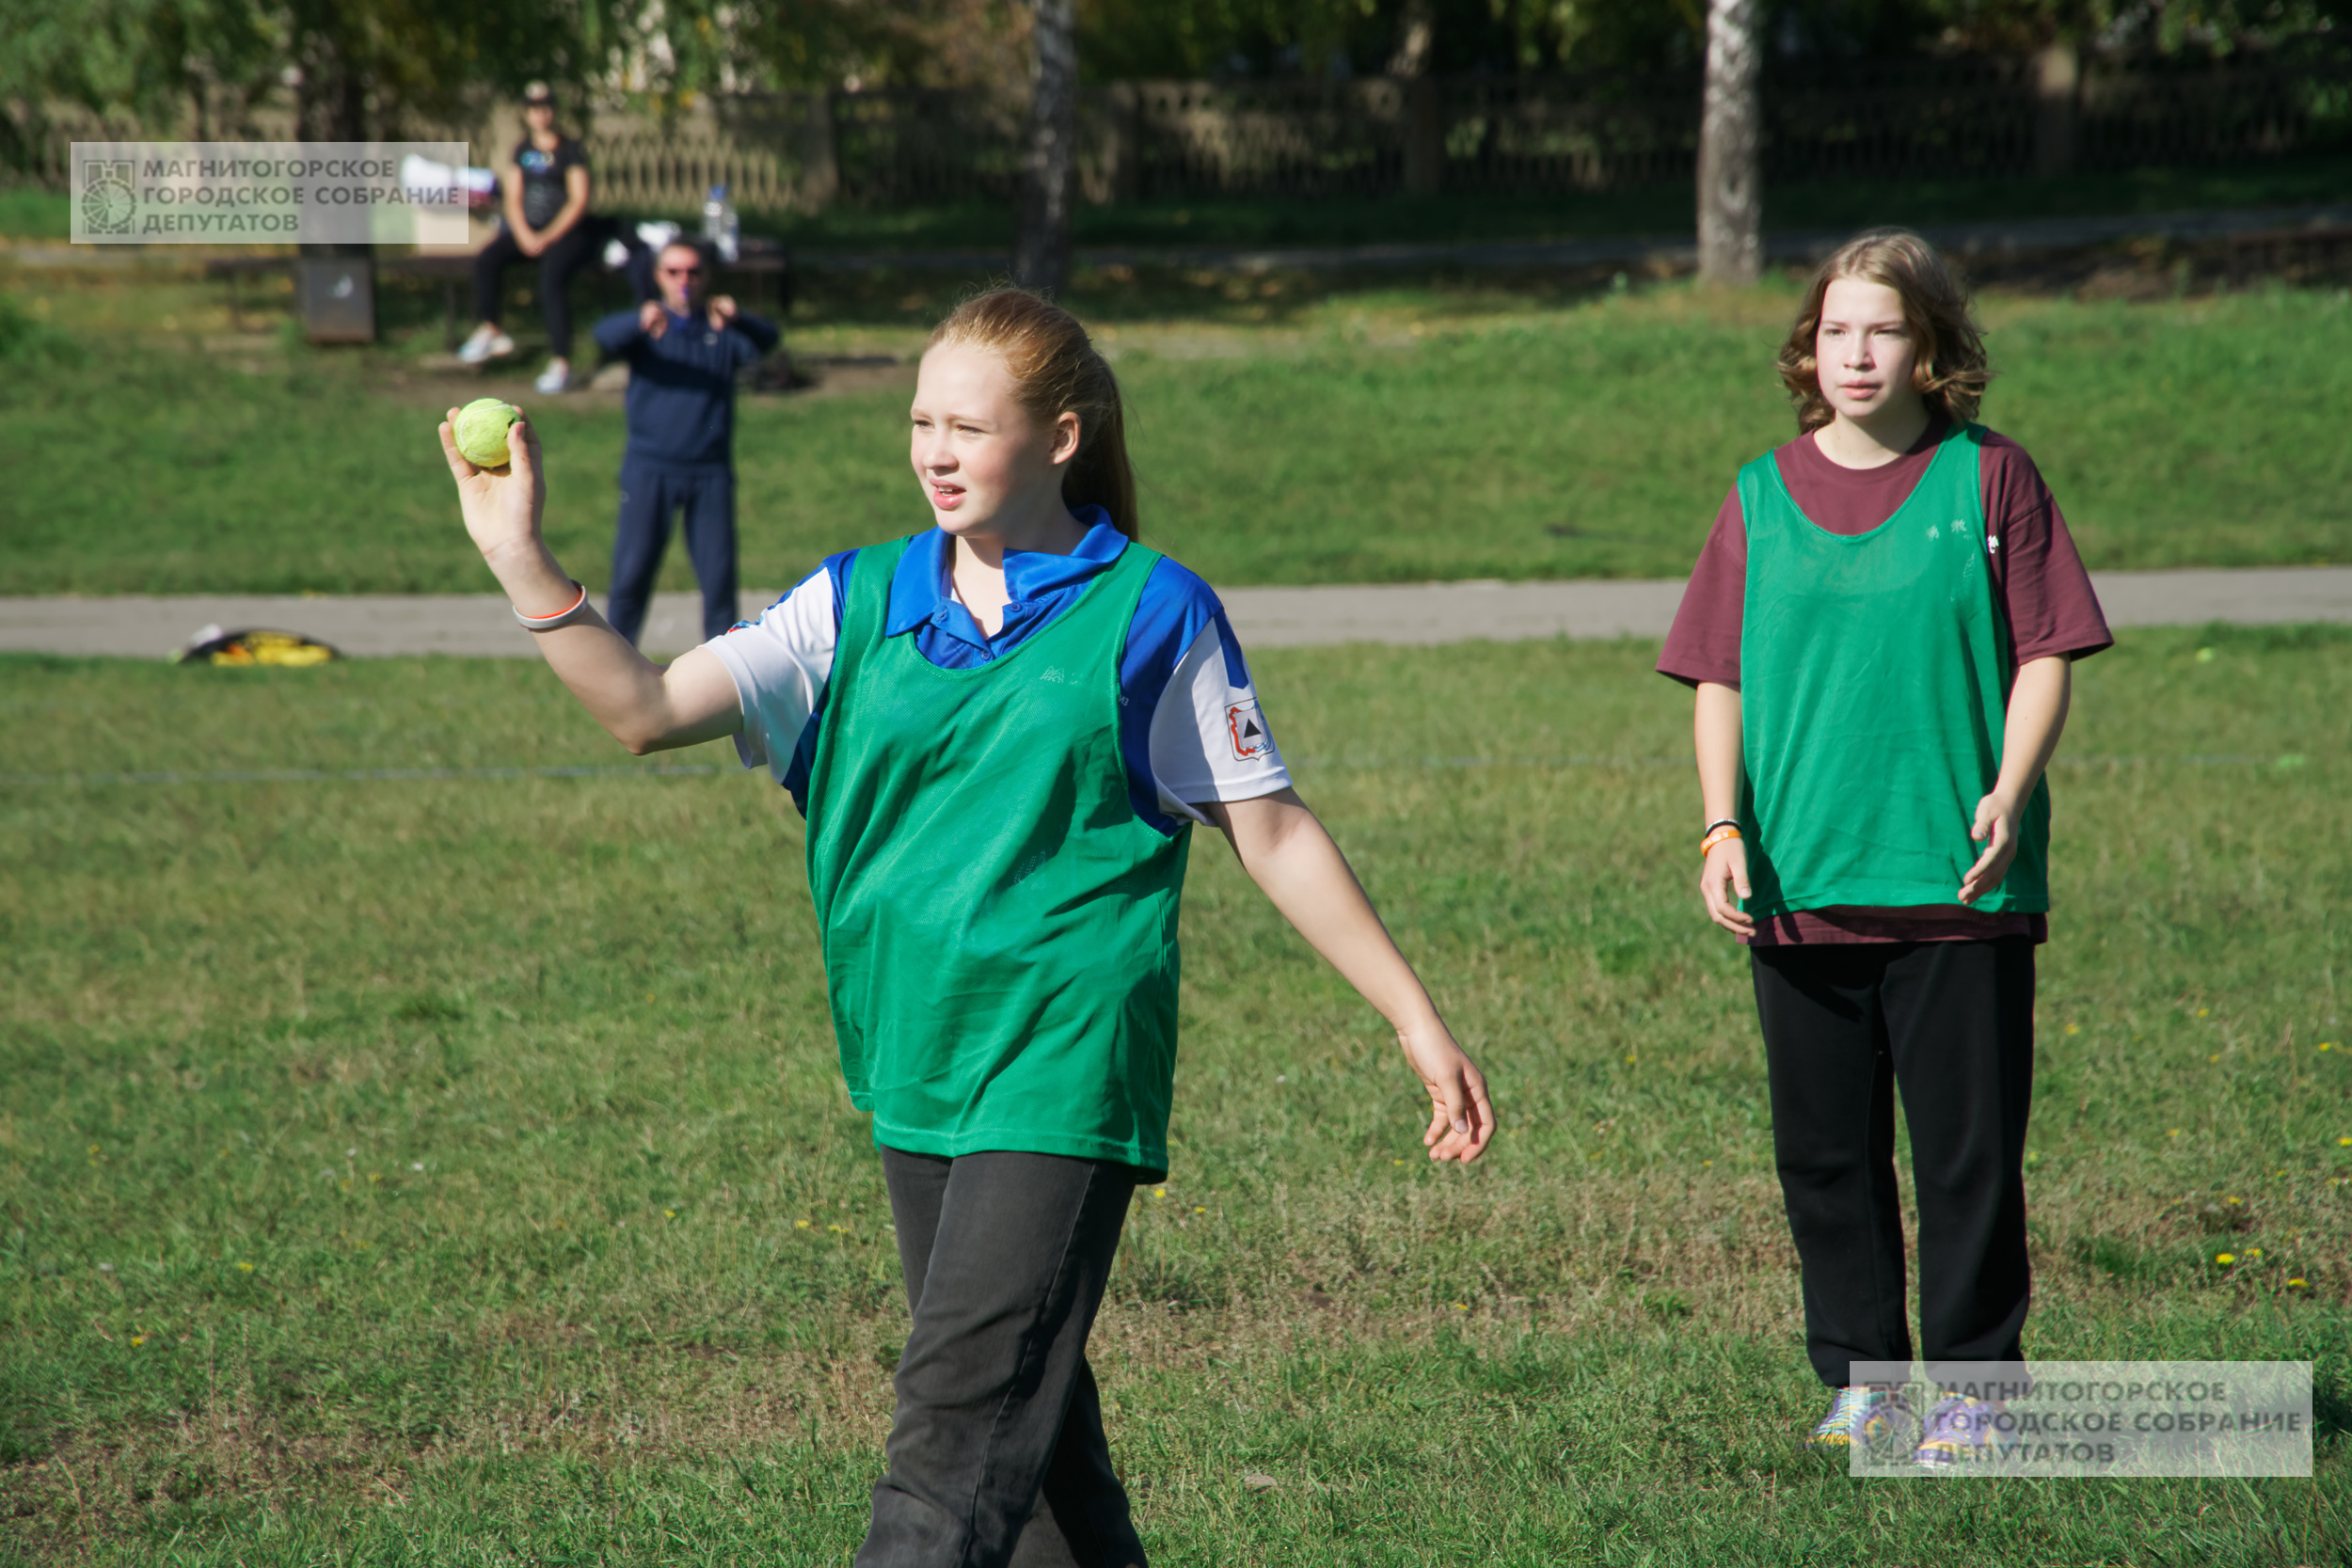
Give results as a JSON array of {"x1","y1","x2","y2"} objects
[{"x1": 522, "y1": 82, "x2": 555, "y2": 106}]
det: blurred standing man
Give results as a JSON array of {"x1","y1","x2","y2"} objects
[{"x1": 590, "y1": 239, "x2": 779, "y2": 645}]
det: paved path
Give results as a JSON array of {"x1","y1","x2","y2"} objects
[{"x1": 5, "y1": 566, "x2": 2347, "y2": 660}]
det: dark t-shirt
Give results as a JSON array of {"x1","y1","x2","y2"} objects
[
  {"x1": 1659, "y1": 414, "x2": 2113, "y2": 945},
  {"x1": 514, "y1": 135, "x2": 587, "y2": 230}
]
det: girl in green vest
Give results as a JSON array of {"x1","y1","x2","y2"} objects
[
  {"x1": 438, "y1": 288, "x2": 1495, "y2": 1566},
  {"x1": 1658, "y1": 232, "x2": 2110, "y2": 1467}
]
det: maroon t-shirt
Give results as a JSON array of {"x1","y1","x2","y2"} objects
[{"x1": 1659, "y1": 415, "x2": 2113, "y2": 946}]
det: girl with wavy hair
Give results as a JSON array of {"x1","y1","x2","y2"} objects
[
  {"x1": 1658, "y1": 231, "x2": 2111, "y2": 1465},
  {"x1": 437, "y1": 287, "x2": 1494, "y2": 1566}
]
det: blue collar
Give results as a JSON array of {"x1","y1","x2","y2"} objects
[{"x1": 885, "y1": 509, "x2": 1127, "y2": 650}]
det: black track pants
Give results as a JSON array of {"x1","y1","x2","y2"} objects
[
  {"x1": 859, "y1": 1148, "x2": 1148, "y2": 1568},
  {"x1": 1751, "y1": 937, "x2": 2036, "y2": 1388},
  {"x1": 470, "y1": 218, "x2": 614, "y2": 359}
]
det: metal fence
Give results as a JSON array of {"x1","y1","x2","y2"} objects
[{"x1": 11, "y1": 47, "x2": 2350, "y2": 212}]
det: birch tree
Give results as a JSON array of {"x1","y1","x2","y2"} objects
[
  {"x1": 1012, "y1": 0, "x2": 1077, "y2": 295},
  {"x1": 1696, "y1": 0, "x2": 1761, "y2": 286}
]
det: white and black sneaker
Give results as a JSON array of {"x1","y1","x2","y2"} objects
[{"x1": 457, "y1": 325, "x2": 515, "y2": 364}]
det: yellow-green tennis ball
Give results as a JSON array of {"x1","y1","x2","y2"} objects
[{"x1": 453, "y1": 398, "x2": 521, "y2": 467}]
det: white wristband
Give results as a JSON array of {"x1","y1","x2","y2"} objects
[{"x1": 515, "y1": 581, "x2": 591, "y2": 630}]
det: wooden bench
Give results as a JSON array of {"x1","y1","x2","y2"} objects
[
  {"x1": 201, "y1": 254, "x2": 293, "y2": 331},
  {"x1": 391, "y1": 238, "x2": 791, "y2": 349},
  {"x1": 2225, "y1": 222, "x2": 2352, "y2": 287},
  {"x1": 206, "y1": 237, "x2": 793, "y2": 348}
]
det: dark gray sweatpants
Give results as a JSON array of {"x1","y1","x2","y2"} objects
[{"x1": 858, "y1": 1148, "x2": 1149, "y2": 1568}]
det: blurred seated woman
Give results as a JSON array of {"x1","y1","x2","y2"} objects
[{"x1": 459, "y1": 82, "x2": 641, "y2": 393}]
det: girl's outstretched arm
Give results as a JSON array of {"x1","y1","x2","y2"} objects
[
  {"x1": 1199, "y1": 789, "x2": 1495, "y2": 1164},
  {"x1": 438, "y1": 410, "x2": 741, "y2": 754}
]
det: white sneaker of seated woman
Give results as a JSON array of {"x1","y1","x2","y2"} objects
[
  {"x1": 534, "y1": 360, "x2": 571, "y2": 394},
  {"x1": 457, "y1": 326, "x2": 515, "y2": 365}
]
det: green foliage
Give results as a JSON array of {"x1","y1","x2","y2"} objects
[
  {"x1": 1078, "y1": 0, "x2": 1700, "y2": 78},
  {"x1": 1, "y1": 628, "x2": 2346, "y2": 1560}
]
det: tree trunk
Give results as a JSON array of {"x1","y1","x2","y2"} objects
[
  {"x1": 1013, "y1": 0, "x2": 1077, "y2": 295},
  {"x1": 1391, "y1": 0, "x2": 1443, "y2": 198},
  {"x1": 800, "y1": 89, "x2": 839, "y2": 212},
  {"x1": 2032, "y1": 42, "x2": 2080, "y2": 179},
  {"x1": 1696, "y1": 0, "x2": 1761, "y2": 287},
  {"x1": 291, "y1": 21, "x2": 377, "y2": 344}
]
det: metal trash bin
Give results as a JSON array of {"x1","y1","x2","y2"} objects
[{"x1": 297, "y1": 251, "x2": 376, "y2": 343}]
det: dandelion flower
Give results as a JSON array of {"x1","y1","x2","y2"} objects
[
  {"x1": 1454, "y1": 1303, "x2": 1469, "y2": 1311},
  {"x1": 794, "y1": 1220, "x2": 810, "y2": 1229},
  {"x1": 130, "y1": 1336, "x2": 145, "y2": 1347},
  {"x1": 2248, "y1": 1248, "x2": 2264, "y2": 1259},
  {"x1": 87, "y1": 1144, "x2": 100, "y2": 1155},
  {"x1": 2208, "y1": 1054, "x2": 2221, "y2": 1064},
  {"x1": 2198, "y1": 1008, "x2": 2210, "y2": 1018},
  {"x1": 1194, "y1": 1206, "x2": 1207, "y2": 1214},
  {"x1": 2168, "y1": 1129, "x2": 2182, "y2": 1137},
  {"x1": 2065, "y1": 1023, "x2": 2080, "y2": 1036},
  {"x1": 663, "y1": 1209, "x2": 675, "y2": 1218},
  {"x1": 236, "y1": 1261, "x2": 254, "y2": 1272},
  {"x1": 2339, "y1": 1137, "x2": 2351, "y2": 1148},
  {"x1": 2320, "y1": 1042, "x2": 2335, "y2": 1052},
  {"x1": 1152, "y1": 1187, "x2": 1167, "y2": 1198},
  {"x1": 2216, "y1": 1253, "x2": 2236, "y2": 1265},
  {"x1": 2288, "y1": 1278, "x2": 2308, "y2": 1289}
]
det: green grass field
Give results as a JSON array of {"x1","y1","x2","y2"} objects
[
  {"x1": 2, "y1": 280, "x2": 2348, "y2": 596},
  {"x1": 3, "y1": 625, "x2": 2347, "y2": 1563}
]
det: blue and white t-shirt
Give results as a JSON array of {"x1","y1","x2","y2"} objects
[{"x1": 706, "y1": 512, "x2": 1292, "y2": 833}]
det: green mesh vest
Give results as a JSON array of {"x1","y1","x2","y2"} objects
[
  {"x1": 803, "y1": 533, "x2": 1190, "y2": 1172},
  {"x1": 1738, "y1": 422, "x2": 2051, "y2": 917}
]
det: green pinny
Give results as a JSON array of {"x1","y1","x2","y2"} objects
[
  {"x1": 803, "y1": 533, "x2": 1189, "y2": 1174},
  {"x1": 1738, "y1": 422, "x2": 2051, "y2": 917}
]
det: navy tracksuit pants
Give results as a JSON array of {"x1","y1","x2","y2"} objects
[{"x1": 606, "y1": 457, "x2": 739, "y2": 646}]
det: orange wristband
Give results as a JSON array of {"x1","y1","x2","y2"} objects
[{"x1": 1699, "y1": 824, "x2": 1741, "y2": 857}]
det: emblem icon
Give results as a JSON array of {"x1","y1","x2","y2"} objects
[{"x1": 81, "y1": 159, "x2": 136, "y2": 235}]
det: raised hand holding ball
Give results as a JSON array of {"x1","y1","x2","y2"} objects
[
  {"x1": 453, "y1": 398, "x2": 523, "y2": 468},
  {"x1": 438, "y1": 404, "x2": 551, "y2": 583}
]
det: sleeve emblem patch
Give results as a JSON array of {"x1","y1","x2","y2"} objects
[{"x1": 1226, "y1": 700, "x2": 1274, "y2": 762}]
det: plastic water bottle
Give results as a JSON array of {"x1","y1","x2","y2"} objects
[{"x1": 703, "y1": 183, "x2": 739, "y2": 263}]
